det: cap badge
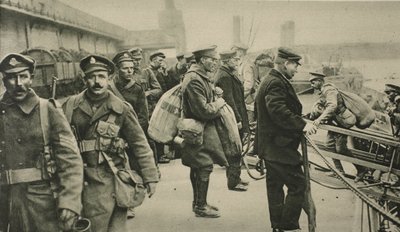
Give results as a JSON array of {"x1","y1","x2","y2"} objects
[
  {"x1": 90, "y1": 57, "x2": 96, "y2": 64},
  {"x1": 123, "y1": 53, "x2": 129, "y2": 58},
  {"x1": 9, "y1": 58, "x2": 19, "y2": 67}
]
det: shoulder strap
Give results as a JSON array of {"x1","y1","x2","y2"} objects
[
  {"x1": 39, "y1": 98, "x2": 50, "y2": 146},
  {"x1": 64, "y1": 95, "x2": 79, "y2": 124},
  {"x1": 109, "y1": 79, "x2": 126, "y2": 101}
]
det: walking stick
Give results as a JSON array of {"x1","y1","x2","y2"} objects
[{"x1": 301, "y1": 134, "x2": 316, "y2": 232}]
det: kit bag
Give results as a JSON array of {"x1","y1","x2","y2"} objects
[
  {"x1": 338, "y1": 89, "x2": 375, "y2": 129},
  {"x1": 148, "y1": 84, "x2": 182, "y2": 143}
]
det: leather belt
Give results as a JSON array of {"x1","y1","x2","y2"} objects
[
  {"x1": 79, "y1": 140, "x2": 97, "y2": 153},
  {"x1": 0, "y1": 168, "x2": 46, "y2": 185}
]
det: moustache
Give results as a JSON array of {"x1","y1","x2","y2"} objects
[{"x1": 14, "y1": 86, "x2": 28, "y2": 93}]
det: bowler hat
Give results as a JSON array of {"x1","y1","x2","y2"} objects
[
  {"x1": 309, "y1": 71, "x2": 326, "y2": 82},
  {"x1": 0, "y1": 53, "x2": 36, "y2": 74},
  {"x1": 112, "y1": 51, "x2": 133, "y2": 66},
  {"x1": 80, "y1": 55, "x2": 115, "y2": 75},
  {"x1": 275, "y1": 47, "x2": 302, "y2": 66}
]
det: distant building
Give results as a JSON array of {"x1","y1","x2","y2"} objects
[{"x1": 280, "y1": 21, "x2": 295, "y2": 47}]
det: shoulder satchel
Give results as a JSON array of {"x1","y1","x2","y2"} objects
[{"x1": 101, "y1": 114, "x2": 146, "y2": 208}]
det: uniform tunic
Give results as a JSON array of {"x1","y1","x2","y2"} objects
[
  {"x1": 63, "y1": 90, "x2": 158, "y2": 232},
  {"x1": 0, "y1": 90, "x2": 83, "y2": 232}
]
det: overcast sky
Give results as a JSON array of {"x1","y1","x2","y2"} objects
[{"x1": 61, "y1": 0, "x2": 400, "y2": 52}]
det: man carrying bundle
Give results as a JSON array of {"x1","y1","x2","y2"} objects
[
  {"x1": 309, "y1": 71, "x2": 368, "y2": 181},
  {"x1": 180, "y1": 45, "x2": 228, "y2": 218}
]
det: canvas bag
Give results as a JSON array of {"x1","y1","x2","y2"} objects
[{"x1": 338, "y1": 89, "x2": 375, "y2": 129}]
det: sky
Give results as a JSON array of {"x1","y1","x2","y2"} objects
[{"x1": 60, "y1": 0, "x2": 400, "y2": 52}]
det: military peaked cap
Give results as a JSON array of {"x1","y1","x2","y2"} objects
[
  {"x1": 176, "y1": 52, "x2": 185, "y2": 60},
  {"x1": 276, "y1": 47, "x2": 302, "y2": 66},
  {"x1": 385, "y1": 84, "x2": 400, "y2": 94},
  {"x1": 80, "y1": 55, "x2": 115, "y2": 75},
  {"x1": 192, "y1": 45, "x2": 218, "y2": 59},
  {"x1": 112, "y1": 51, "x2": 133, "y2": 66},
  {"x1": 309, "y1": 71, "x2": 326, "y2": 82},
  {"x1": 231, "y1": 42, "x2": 249, "y2": 51},
  {"x1": 219, "y1": 50, "x2": 239, "y2": 61},
  {"x1": 184, "y1": 52, "x2": 195, "y2": 63},
  {"x1": 0, "y1": 53, "x2": 36, "y2": 74},
  {"x1": 149, "y1": 51, "x2": 166, "y2": 61},
  {"x1": 129, "y1": 47, "x2": 143, "y2": 59}
]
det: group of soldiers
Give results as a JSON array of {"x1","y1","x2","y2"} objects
[{"x1": 2, "y1": 41, "x2": 399, "y2": 232}]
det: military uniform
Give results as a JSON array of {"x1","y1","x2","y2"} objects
[
  {"x1": 181, "y1": 46, "x2": 229, "y2": 218},
  {"x1": 0, "y1": 53, "x2": 83, "y2": 232},
  {"x1": 63, "y1": 55, "x2": 158, "y2": 232},
  {"x1": 255, "y1": 48, "x2": 306, "y2": 231}
]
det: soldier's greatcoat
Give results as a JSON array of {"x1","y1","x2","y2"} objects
[
  {"x1": 0, "y1": 90, "x2": 83, "y2": 232},
  {"x1": 255, "y1": 69, "x2": 306, "y2": 165},
  {"x1": 63, "y1": 90, "x2": 158, "y2": 232},
  {"x1": 180, "y1": 64, "x2": 229, "y2": 168}
]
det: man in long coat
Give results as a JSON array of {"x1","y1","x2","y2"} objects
[
  {"x1": 214, "y1": 50, "x2": 249, "y2": 191},
  {"x1": 0, "y1": 53, "x2": 84, "y2": 232},
  {"x1": 181, "y1": 45, "x2": 227, "y2": 218},
  {"x1": 63, "y1": 55, "x2": 159, "y2": 232},
  {"x1": 255, "y1": 47, "x2": 317, "y2": 232}
]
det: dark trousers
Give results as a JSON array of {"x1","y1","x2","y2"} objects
[
  {"x1": 226, "y1": 155, "x2": 242, "y2": 189},
  {"x1": 326, "y1": 131, "x2": 365, "y2": 173},
  {"x1": 190, "y1": 165, "x2": 213, "y2": 207},
  {"x1": 265, "y1": 161, "x2": 306, "y2": 230}
]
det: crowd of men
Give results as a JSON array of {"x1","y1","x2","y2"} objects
[{"x1": 1, "y1": 42, "x2": 399, "y2": 232}]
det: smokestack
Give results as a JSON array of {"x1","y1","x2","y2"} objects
[{"x1": 233, "y1": 16, "x2": 241, "y2": 44}]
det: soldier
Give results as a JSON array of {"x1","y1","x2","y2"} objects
[
  {"x1": 167, "y1": 52, "x2": 188, "y2": 90},
  {"x1": 255, "y1": 48, "x2": 317, "y2": 232},
  {"x1": 0, "y1": 53, "x2": 84, "y2": 232},
  {"x1": 243, "y1": 51, "x2": 275, "y2": 123},
  {"x1": 214, "y1": 50, "x2": 249, "y2": 192},
  {"x1": 384, "y1": 84, "x2": 400, "y2": 135},
  {"x1": 111, "y1": 51, "x2": 149, "y2": 131},
  {"x1": 309, "y1": 71, "x2": 368, "y2": 181},
  {"x1": 110, "y1": 51, "x2": 151, "y2": 219},
  {"x1": 181, "y1": 45, "x2": 229, "y2": 218},
  {"x1": 231, "y1": 42, "x2": 249, "y2": 82},
  {"x1": 63, "y1": 55, "x2": 159, "y2": 232}
]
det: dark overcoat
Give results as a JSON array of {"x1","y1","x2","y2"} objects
[
  {"x1": 0, "y1": 90, "x2": 83, "y2": 232},
  {"x1": 110, "y1": 76, "x2": 149, "y2": 131},
  {"x1": 63, "y1": 90, "x2": 158, "y2": 232},
  {"x1": 214, "y1": 65, "x2": 249, "y2": 133},
  {"x1": 255, "y1": 69, "x2": 306, "y2": 165},
  {"x1": 180, "y1": 64, "x2": 229, "y2": 168}
]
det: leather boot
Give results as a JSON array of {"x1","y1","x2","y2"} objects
[
  {"x1": 190, "y1": 170, "x2": 197, "y2": 212},
  {"x1": 194, "y1": 179, "x2": 220, "y2": 218}
]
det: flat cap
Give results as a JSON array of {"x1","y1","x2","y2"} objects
[
  {"x1": 276, "y1": 47, "x2": 302, "y2": 66},
  {"x1": 219, "y1": 50, "x2": 239, "y2": 61},
  {"x1": 80, "y1": 55, "x2": 115, "y2": 75},
  {"x1": 384, "y1": 84, "x2": 400, "y2": 94},
  {"x1": 128, "y1": 47, "x2": 143, "y2": 59},
  {"x1": 192, "y1": 45, "x2": 218, "y2": 59},
  {"x1": 231, "y1": 42, "x2": 249, "y2": 51},
  {"x1": 309, "y1": 71, "x2": 326, "y2": 82},
  {"x1": 112, "y1": 51, "x2": 133, "y2": 65},
  {"x1": 149, "y1": 51, "x2": 166, "y2": 61},
  {"x1": 0, "y1": 53, "x2": 36, "y2": 74}
]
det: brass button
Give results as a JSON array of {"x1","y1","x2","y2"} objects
[
  {"x1": 0, "y1": 150, "x2": 2, "y2": 153},
  {"x1": 84, "y1": 181, "x2": 89, "y2": 186},
  {"x1": 1, "y1": 110, "x2": 5, "y2": 114},
  {"x1": 83, "y1": 163, "x2": 87, "y2": 167},
  {"x1": 17, "y1": 138, "x2": 22, "y2": 143},
  {"x1": 1, "y1": 141, "x2": 4, "y2": 144}
]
